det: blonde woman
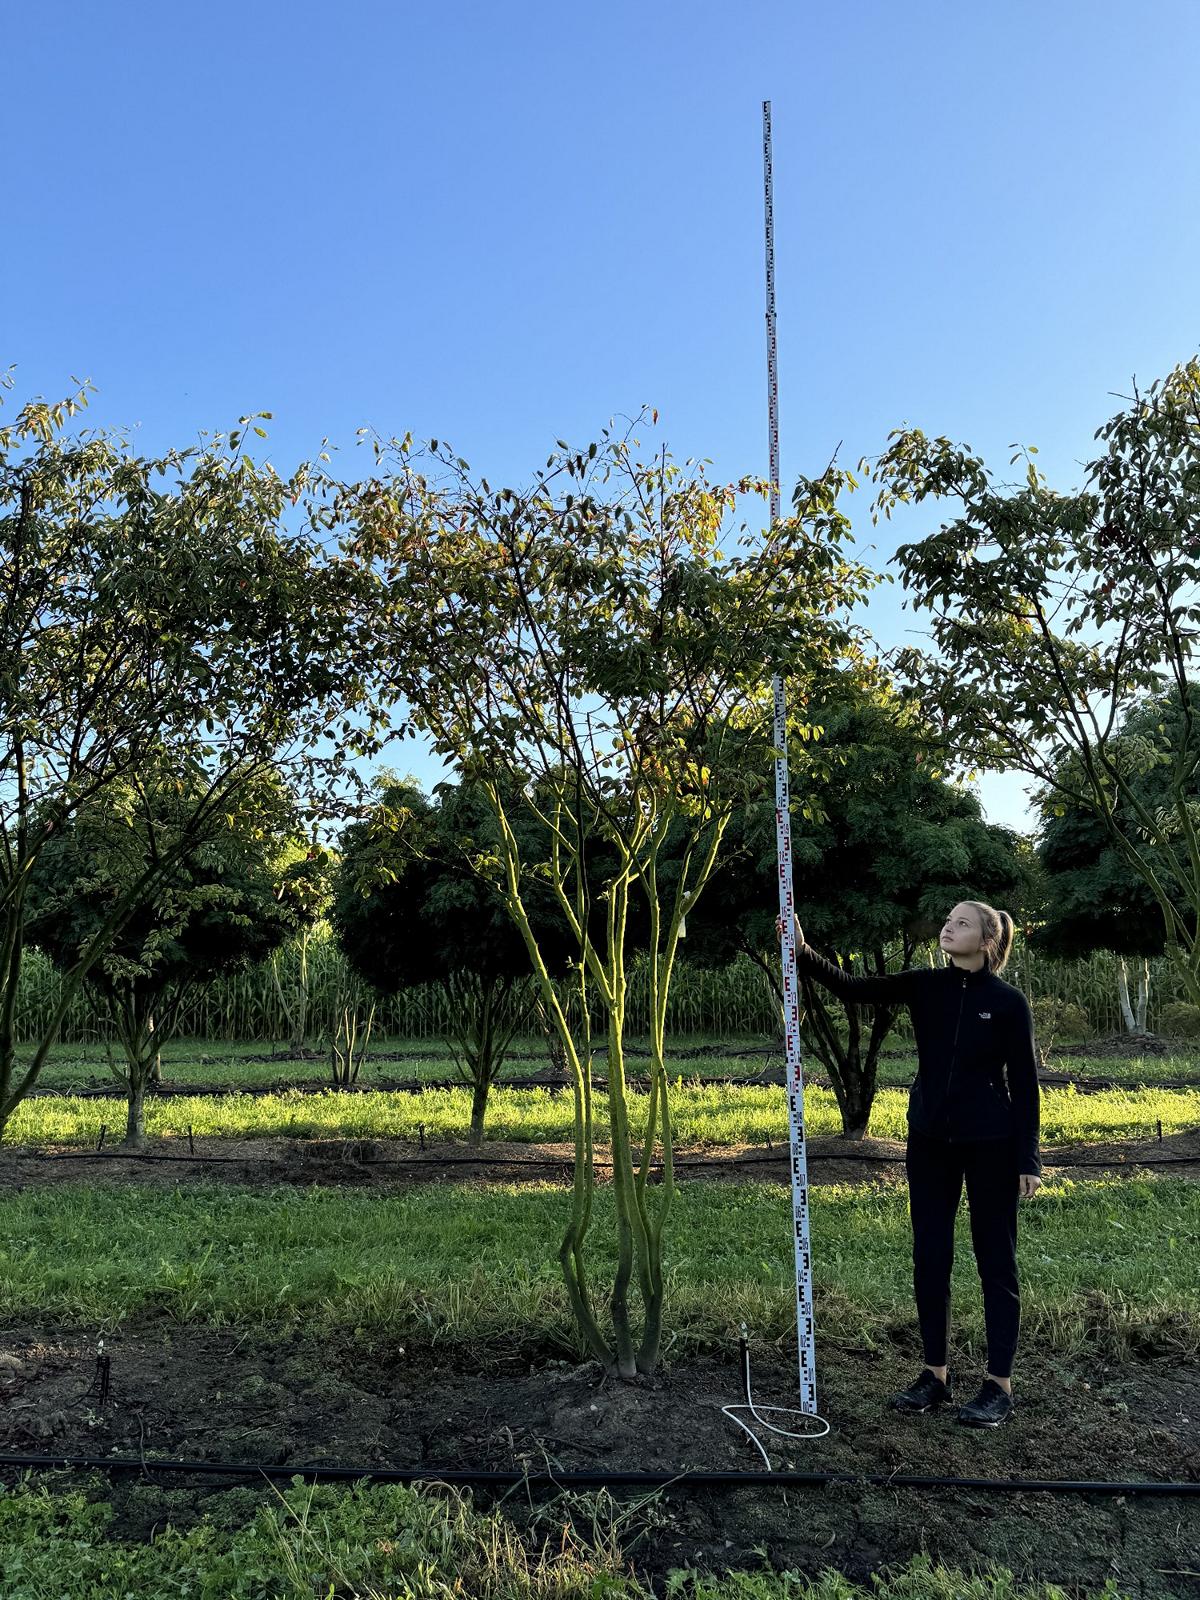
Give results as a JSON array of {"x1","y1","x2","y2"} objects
[{"x1": 778, "y1": 901, "x2": 1041, "y2": 1428}]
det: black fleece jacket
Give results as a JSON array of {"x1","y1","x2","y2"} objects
[{"x1": 794, "y1": 944, "x2": 1042, "y2": 1176}]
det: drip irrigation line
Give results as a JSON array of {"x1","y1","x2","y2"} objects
[{"x1": 0, "y1": 1451, "x2": 1195, "y2": 1495}]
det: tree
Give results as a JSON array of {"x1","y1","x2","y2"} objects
[
  {"x1": 25, "y1": 766, "x2": 297, "y2": 1148},
  {"x1": 343, "y1": 420, "x2": 878, "y2": 1375},
  {"x1": 330, "y1": 775, "x2": 576, "y2": 1144},
  {"x1": 269, "y1": 842, "x2": 337, "y2": 1054},
  {"x1": 680, "y1": 668, "x2": 1037, "y2": 1134},
  {"x1": 1029, "y1": 687, "x2": 1200, "y2": 1033},
  {"x1": 0, "y1": 377, "x2": 385, "y2": 1139},
  {"x1": 863, "y1": 356, "x2": 1200, "y2": 1007}
]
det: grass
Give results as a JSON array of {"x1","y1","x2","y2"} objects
[
  {"x1": 21, "y1": 1033, "x2": 1200, "y2": 1095},
  {"x1": 0, "y1": 1478, "x2": 1135, "y2": 1600},
  {"x1": 8, "y1": 1081, "x2": 1198, "y2": 1151},
  {"x1": 0, "y1": 1175, "x2": 1195, "y2": 1356}
]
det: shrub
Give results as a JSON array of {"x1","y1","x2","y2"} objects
[
  {"x1": 1030, "y1": 996, "x2": 1091, "y2": 1042},
  {"x1": 1156, "y1": 1001, "x2": 1200, "y2": 1039}
]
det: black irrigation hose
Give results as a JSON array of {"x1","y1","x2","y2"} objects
[{"x1": 0, "y1": 1451, "x2": 1195, "y2": 1495}]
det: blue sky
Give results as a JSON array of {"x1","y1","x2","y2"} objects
[{"x1": 6, "y1": 0, "x2": 1198, "y2": 834}]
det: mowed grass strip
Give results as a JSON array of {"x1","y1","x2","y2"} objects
[
  {"x1": 8, "y1": 1082, "x2": 1199, "y2": 1150},
  {"x1": 0, "y1": 1177, "x2": 1195, "y2": 1356},
  {"x1": 24, "y1": 1033, "x2": 1200, "y2": 1096}
]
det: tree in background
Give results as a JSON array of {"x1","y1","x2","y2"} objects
[
  {"x1": 0, "y1": 378, "x2": 384, "y2": 1139},
  {"x1": 345, "y1": 421, "x2": 877, "y2": 1375},
  {"x1": 330, "y1": 776, "x2": 577, "y2": 1144},
  {"x1": 25, "y1": 765, "x2": 298, "y2": 1147},
  {"x1": 268, "y1": 843, "x2": 337, "y2": 1054},
  {"x1": 681, "y1": 668, "x2": 1037, "y2": 1135},
  {"x1": 1030, "y1": 686, "x2": 1200, "y2": 1034},
  {"x1": 865, "y1": 356, "x2": 1200, "y2": 1007}
]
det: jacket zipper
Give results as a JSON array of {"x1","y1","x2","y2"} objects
[{"x1": 944, "y1": 972, "x2": 968, "y2": 1140}]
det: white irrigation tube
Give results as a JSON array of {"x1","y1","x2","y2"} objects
[{"x1": 720, "y1": 101, "x2": 830, "y2": 1469}]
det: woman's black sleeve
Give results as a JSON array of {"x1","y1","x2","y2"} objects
[
  {"x1": 793, "y1": 943, "x2": 928, "y2": 1006},
  {"x1": 1006, "y1": 994, "x2": 1042, "y2": 1176}
]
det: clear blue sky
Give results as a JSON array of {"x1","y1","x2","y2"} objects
[{"x1": 6, "y1": 0, "x2": 1198, "y2": 834}]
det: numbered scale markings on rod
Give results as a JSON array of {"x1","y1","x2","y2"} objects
[{"x1": 764, "y1": 97, "x2": 818, "y2": 1418}]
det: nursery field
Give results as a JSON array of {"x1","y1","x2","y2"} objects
[
  {"x1": 2, "y1": 1035, "x2": 1198, "y2": 1599},
  {"x1": 19, "y1": 1031, "x2": 1200, "y2": 1094}
]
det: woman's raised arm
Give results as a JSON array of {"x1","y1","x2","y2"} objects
[{"x1": 777, "y1": 913, "x2": 928, "y2": 1005}]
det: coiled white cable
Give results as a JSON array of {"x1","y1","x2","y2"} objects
[{"x1": 721, "y1": 1326, "x2": 831, "y2": 1471}]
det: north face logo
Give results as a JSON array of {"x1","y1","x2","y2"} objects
[{"x1": 978, "y1": 1011, "x2": 992, "y2": 1019}]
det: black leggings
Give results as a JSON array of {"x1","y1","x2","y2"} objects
[{"x1": 905, "y1": 1127, "x2": 1021, "y2": 1379}]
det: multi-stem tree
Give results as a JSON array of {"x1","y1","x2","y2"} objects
[
  {"x1": 864, "y1": 356, "x2": 1200, "y2": 1006},
  {"x1": 0, "y1": 378, "x2": 385, "y2": 1138},
  {"x1": 345, "y1": 418, "x2": 877, "y2": 1376}
]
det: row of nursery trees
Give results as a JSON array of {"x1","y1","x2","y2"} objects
[
  {"x1": 25, "y1": 684, "x2": 1197, "y2": 1153},
  {"x1": 3, "y1": 360, "x2": 1200, "y2": 1376}
]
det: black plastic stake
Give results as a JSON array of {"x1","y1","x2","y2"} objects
[
  {"x1": 1157, "y1": 1119, "x2": 1163, "y2": 1143},
  {"x1": 96, "y1": 1124, "x2": 107, "y2": 1151},
  {"x1": 418, "y1": 1123, "x2": 426, "y2": 1151},
  {"x1": 188, "y1": 1126, "x2": 195, "y2": 1155}
]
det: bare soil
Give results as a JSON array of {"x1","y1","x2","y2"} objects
[
  {"x1": 2, "y1": 1128, "x2": 1198, "y2": 1193},
  {"x1": 0, "y1": 1321, "x2": 1196, "y2": 1597}
]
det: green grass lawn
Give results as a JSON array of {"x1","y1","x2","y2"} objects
[
  {"x1": 0, "y1": 1175, "x2": 1194, "y2": 1357},
  {"x1": 8, "y1": 1081, "x2": 1198, "y2": 1151}
]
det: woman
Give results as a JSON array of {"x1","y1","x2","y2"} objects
[{"x1": 777, "y1": 901, "x2": 1041, "y2": 1428}]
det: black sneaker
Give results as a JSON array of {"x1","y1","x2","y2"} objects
[
  {"x1": 889, "y1": 1368, "x2": 952, "y2": 1412},
  {"x1": 957, "y1": 1378, "x2": 1013, "y2": 1428}
]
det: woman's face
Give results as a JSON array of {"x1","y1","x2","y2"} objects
[{"x1": 940, "y1": 903, "x2": 983, "y2": 958}]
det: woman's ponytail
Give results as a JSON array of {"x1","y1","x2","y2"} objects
[
  {"x1": 992, "y1": 909, "x2": 1015, "y2": 975},
  {"x1": 963, "y1": 901, "x2": 1015, "y2": 975}
]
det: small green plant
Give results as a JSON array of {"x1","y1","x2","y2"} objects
[{"x1": 1031, "y1": 996, "x2": 1091, "y2": 1056}]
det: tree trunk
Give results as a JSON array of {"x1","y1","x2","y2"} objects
[
  {"x1": 796, "y1": 957, "x2": 890, "y2": 1141},
  {"x1": 1117, "y1": 958, "x2": 1137, "y2": 1034},
  {"x1": 1136, "y1": 957, "x2": 1150, "y2": 1032},
  {"x1": 468, "y1": 1074, "x2": 489, "y2": 1148},
  {"x1": 123, "y1": 1069, "x2": 148, "y2": 1150},
  {"x1": 147, "y1": 1011, "x2": 162, "y2": 1084}
]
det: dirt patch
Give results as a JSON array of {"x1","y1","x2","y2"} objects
[
  {"x1": 1056, "y1": 1033, "x2": 1180, "y2": 1059},
  {"x1": 0, "y1": 1321, "x2": 1196, "y2": 1597},
  {"x1": 2, "y1": 1128, "x2": 1198, "y2": 1194}
]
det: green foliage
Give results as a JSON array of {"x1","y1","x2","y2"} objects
[
  {"x1": 1030, "y1": 997, "x2": 1092, "y2": 1043},
  {"x1": 1157, "y1": 1001, "x2": 1200, "y2": 1039},
  {"x1": 1030, "y1": 688, "x2": 1200, "y2": 961},
  {"x1": 331, "y1": 774, "x2": 584, "y2": 1137},
  {"x1": 865, "y1": 356, "x2": 1200, "y2": 1005},
  {"x1": 22, "y1": 764, "x2": 299, "y2": 1144},
  {"x1": 345, "y1": 418, "x2": 880, "y2": 1374},
  {"x1": 0, "y1": 378, "x2": 386, "y2": 1133}
]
